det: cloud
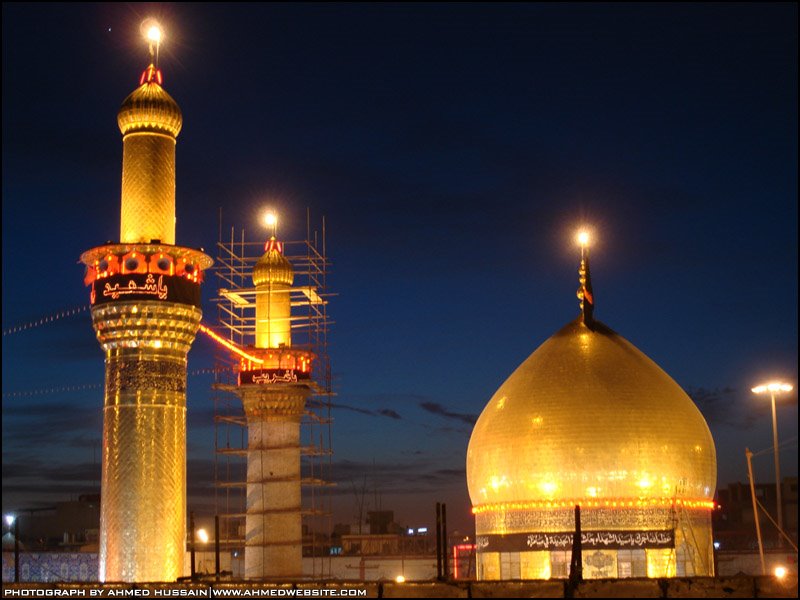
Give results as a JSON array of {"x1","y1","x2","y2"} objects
[
  {"x1": 325, "y1": 458, "x2": 466, "y2": 497},
  {"x1": 377, "y1": 409, "x2": 402, "y2": 420},
  {"x1": 2, "y1": 399, "x2": 100, "y2": 448},
  {"x1": 687, "y1": 386, "x2": 772, "y2": 430},
  {"x1": 2, "y1": 459, "x2": 99, "y2": 484},
  {"x1": 419, "y1": 402, "x2": 477, "y2": 425},
  {"x1": 331, "y1": 402, "x2": 402, "y2": 420}
]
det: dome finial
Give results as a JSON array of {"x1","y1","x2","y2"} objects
[
  {"x1": 141, "y1": 18, "x2": 163, "y2": 68},
  {"x1": 264, "y1": 211, "x2": 278, "y2": 240},
  {"x1": 576, "y1": 229, "x2": 595, "y2": 328}
]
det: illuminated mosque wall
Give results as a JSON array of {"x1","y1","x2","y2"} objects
[
  {"x1": 80, "y1": 32, "x2": 212, "y2": 581},
  {"x1": 466, "y1": 237, "x2": 717, "y2": 580}
]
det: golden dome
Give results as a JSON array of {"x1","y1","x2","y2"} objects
[
  {"x1": 117, "y1": 66, "x2": 182, "y2": 137},
  {"x1": 467, "y1": 317, "x2": 716, "y2": 509},
  {"x1": 253, "y1": 238, "x2": 294, "y2": 286}
]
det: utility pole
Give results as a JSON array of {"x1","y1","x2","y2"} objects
[{"x1": 745, "y1": 448, "x2": 766, "y2": 575}]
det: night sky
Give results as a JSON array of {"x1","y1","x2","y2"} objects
[{"x1": 2, "y1": 3, "x2": 797, "y2": 535}]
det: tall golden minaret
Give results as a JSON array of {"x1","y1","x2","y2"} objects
[
  {"x1": 230, "y1": 214, "x2": 315, "y2": 579},
  {"x1": 80, "y1": 22, "x2": 212, "y2": 582}
]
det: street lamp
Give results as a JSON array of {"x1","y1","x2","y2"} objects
[
  {"x1": 752, "y1": 381, "x2": 793, "y2": 547},
  {"x1": 5, "y1": 513, "x2": 19, "y2": 582},
  {"x1": 197, "y1": 528, "x2": 209, "y2": 544}
]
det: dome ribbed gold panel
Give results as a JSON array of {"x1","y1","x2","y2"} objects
[
  {"x1": 253, "y1": 250, "x2": 294, "y2": 287},
  {"x1": 117, "y1": 82, "x2": 182, "y2": 137},
  {"x1": 467, "y1": 318, "x2": 716, "y2": 508}
]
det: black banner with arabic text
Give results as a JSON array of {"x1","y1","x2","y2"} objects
[
  {"x1": 476, "y1": 529, "x2": 674, "y2": 553},
  {"x1": 239, "y1": 369, "x2": 311, "y2": 385},
  {"x1": 91, "y1": 273, "x2": 201, "y2": 307}
]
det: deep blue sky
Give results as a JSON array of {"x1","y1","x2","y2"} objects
[{"x1": 2, "y1": 3, "x2": 797, "y2": 534}]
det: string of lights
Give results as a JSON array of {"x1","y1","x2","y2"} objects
[
  {"x1": 2, "y1": 305, "x2": 89, "y2": 336},
  {"x1": 472, "y1": 497, "x2": 716, "y2": 514},
  {"x1": 2, "y1": 382, "x2": 102, "y2": 398},
  {"x1": 1, "y1": 367, "x2": 232, "y2": 398}
]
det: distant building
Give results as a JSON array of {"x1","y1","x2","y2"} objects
[
  {"x1": 714, "y1": 476, "x2": 798, "y2": 550},
  {"x1": 4, "y1": 494, "x2": 100, "y2": 552},
  {"x1": 338, "y1": 511, "x2": 436, "y2": 557}
]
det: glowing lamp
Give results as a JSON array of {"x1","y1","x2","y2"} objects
[
  {"x1": 264, "y1": 212, "x2": 278, "y2": 228},
  {"x1": 774, "y1": 566, "x2": 787, "y2": 579},
  {"x1": 577, "y1": 230, "x2": 590, "y2": 247},
  {"x1": 141, "y1": 18, "x2": 163, "y2": 44},
  {"x1": 196, "y1": 528, "x2": 209, "y2": 544},
  {"x1": 752, "y1": 379, "x2": 793, "y2": 549},
  {"x1": 395, "y1": 575, "x2": 406, "y2": 583},
  {"x1": 752, "y1": 382, "x2": 793, "y2": 394},
  {"x1": 4, "y1": 514, "x2": 14, "y2": 527}
]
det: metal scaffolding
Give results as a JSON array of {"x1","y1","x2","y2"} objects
[{"x1": 210, "y1": 210, "x2": 334, "y2": 578}]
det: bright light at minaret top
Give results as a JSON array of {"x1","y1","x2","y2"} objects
[
  {"x1": 147, "y1": 24, "x2": 162, "y2": 43},
  {"x1": 577, "y1": 230, "x2": 591, "y2": 248},
  {"x1": 264, "y1": 211, "x2": 278, "y2": 237},
  {"x1": 140, "y1": 18, "x2": 163, "y2": 64}
]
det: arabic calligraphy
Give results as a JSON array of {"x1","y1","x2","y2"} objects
[
  {"x1": 479, "y1": 529, "x2": 674, "y2": 553},
  {"x1": 102, "y1": 274, "x2": 168, "y2": 300},
  {"x1": 525, "y1": 530, "x2": 673, "y2": 549},
  {"x1": 251, "y1": 370, "x2": 299, "y2": 384}
]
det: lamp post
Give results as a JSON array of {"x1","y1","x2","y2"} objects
[
  {"x1": 5, "y1": 514, "x2": 19, "y2": 582},
  {"x1": 752, "y1": 381, "x2": 793, "y2": 548}
]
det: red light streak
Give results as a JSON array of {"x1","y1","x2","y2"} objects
[{"x1": 198, "y1": 324, "x2": 264, "y2": 364}]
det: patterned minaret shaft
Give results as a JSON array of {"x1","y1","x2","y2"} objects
[
  {"x1": 241, "y1": 237, "x2": 313, "y2": 579},
  {"x1": 81, "y1": 63, "x2": 211, "y2": 582}
]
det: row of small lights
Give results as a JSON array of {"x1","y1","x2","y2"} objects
[
  {"x1": 2, "y1": 305, "x2": 89, "y2": 337},
  {"x1": 239, "y1": 354, "x2": 312, "y2": 373},
  {"x1": 88, "y1": 252, "x2": 201, "y2": 284},
  {"x1": 472, "y1": 498, "x2": 716, "y2": 514}
]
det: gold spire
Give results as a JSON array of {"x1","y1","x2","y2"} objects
[{"x1": 576, "y1": 230, "x2": 595, "y2": 328}]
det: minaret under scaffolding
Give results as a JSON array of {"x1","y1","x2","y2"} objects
[
  {"x1": 80, "y1": 23, "x2": 212, "y2": 582},
  {"x1": 212, "y1": 214, "x2": 322, "y2": 579}
]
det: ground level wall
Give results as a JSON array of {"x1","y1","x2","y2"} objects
[{"x1": 0, "y1": 576, "x2": 797, "y2": 598}]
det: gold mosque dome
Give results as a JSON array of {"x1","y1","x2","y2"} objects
[
  {"x1": 466, "y1": 241, "x2": 716, "y2": 511},
  {"x1": 253, "y1": 237, "x2": 294, "y2": 287},
  {"x1": 117, "y1": 65, "x2": 183, "y2": 137}
]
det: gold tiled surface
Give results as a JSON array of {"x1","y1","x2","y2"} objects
[
  {"x1": 119, "y1": 133, "x2": 176, "y2": 245},
  {"x1": 467, "y1": 318, "x2": 716, "y2": 509},
  {"x1": 99, "y1": 400, "x2": 186, "y2": 582},
  {"x1": 93, "y1": 302, "x2": 201, "y2": 582},
  {"x1": 92, "y1": 302, "x2": 201, "y2": 352},
  {"x1": 475, "y1": 506, "x2": 704, "y2": 534}
]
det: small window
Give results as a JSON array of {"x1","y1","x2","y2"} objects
[{"x1": 618, "y1": 561, "x2": 632, "y2": 578}]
